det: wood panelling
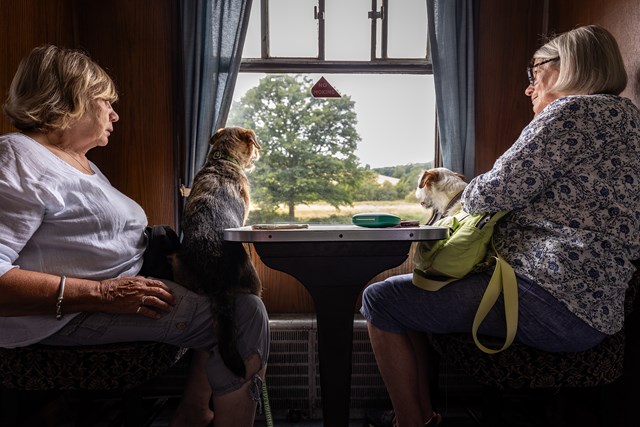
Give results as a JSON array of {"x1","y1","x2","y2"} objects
[
  {"x1": 73, "y1": 0, "x2": 179, "y2": 228},
  {"x1": 0, "y1": 0, "x2": 75, "y2": 134},
  {"x1": 0, "y1": 0, "x2": 179, "y2": 228},
  {"x1": 473, "y1": 0, "x2": 545, "y2": 175},
  {"x1": 548, "y1": 0, "x2": 640, "y2": 107},
  {"x1": 474, "y1": 0, "x2": 640, "y2": 176},
  {"x1": 253, "y1": 244, "x2": 417, "y2": 314}
]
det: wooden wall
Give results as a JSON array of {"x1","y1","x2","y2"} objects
[
  {"x1": 473, "y1": 0, "x2": 545, "y2": 175},
  {"x1": 72, "y1": 0, "x2": 180, "y2": 229},
  {"x1": 473, "y1": 0, "x2": 640, "y2": 175},
  {"x1": 0, "y1": 0, "x2": 179, "y2": 228},
  {"x1": 547, "y1": 0, "x2": 640, "y2": 107},
  {"x1": 0, "y1": 0, "x2": 75, "y2": 130}
]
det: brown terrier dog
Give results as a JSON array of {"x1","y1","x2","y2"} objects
[
  {"x1": 174, "y1": 126, "x2": 262, "y2": 378},
  {"x1": 416, "y1": 167, "x2": 468, "y2": 221}
]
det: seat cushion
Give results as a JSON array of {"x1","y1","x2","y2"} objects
[
  {"x1": 430, "y1": 261, "x2": 640, "y2": 390},
  {"x1": 0, "y1": 342, "x2": 187, "y2": 391},
  {"x1": 429, "y1": 330, "x2": 625, "y2": 389}
]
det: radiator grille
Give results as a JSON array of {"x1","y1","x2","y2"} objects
[
  {"x1": 264, "y1": 314, "x2": 390, "y2": 420},
  {"x1": 138, "y1": 313, "x2": 482, "y2": 422},
  {"x1": 265, "y1": 324, "x2": 318, "y2": 418}
]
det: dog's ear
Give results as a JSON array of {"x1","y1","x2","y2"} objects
[
  {"x1": 418, "y1": 169, "x2": 440, "y2": 189},
  {"x1": 454, "y1": 172, "x2": 468, "y2": 183},
  {"x1": 209, "y1": 127, "x2": 228, "y2": 147},
  {"x1": 240, "y1": 128, "x2": 260, "y2": 150}
]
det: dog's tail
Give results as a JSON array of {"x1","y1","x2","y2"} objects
[
  {"x1": 213, "y1": 292, "x2": 246, "y2": 378},
  {"x1": 212, "y1": 242, "x2": 262, "y2": 378}
]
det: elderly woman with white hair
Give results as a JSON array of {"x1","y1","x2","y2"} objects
[{"x1": 361, "y1": 25, "x2": 640, "y2": 427}]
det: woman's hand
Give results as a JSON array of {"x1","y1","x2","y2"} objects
[{"x1": 99, "y1": 276, "x2": 176, "y2": 319}]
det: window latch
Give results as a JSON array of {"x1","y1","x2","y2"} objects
[{"x1": 368, "y1": 8, "x2": 384, "y2": 20}]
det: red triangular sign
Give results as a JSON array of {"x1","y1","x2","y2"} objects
[{"x1": 311, "y1": 76, "x2": 341, "y2": 98}]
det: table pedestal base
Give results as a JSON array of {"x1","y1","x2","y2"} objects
[{"x1": 255, "y1": 240, "x2": 412, "y2": 427}]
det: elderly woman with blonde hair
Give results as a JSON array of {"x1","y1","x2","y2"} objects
[{"x1": 0, "y1": 45, "x2": 269, "y2": 427}]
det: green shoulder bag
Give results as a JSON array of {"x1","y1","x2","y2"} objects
[{"x1": 412, "y1": 210, "x2": 518, "y2": 354}]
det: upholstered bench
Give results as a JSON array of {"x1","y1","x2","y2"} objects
[
  {"x1": 428, "y1": 262, "x2": 640, "y2": 426},
  {"x1": 0, "y1": 342, "x2": 188, "y2": 426},
  {"x1": 430, "y1": 325, "x2": 627, "y2": 390}
]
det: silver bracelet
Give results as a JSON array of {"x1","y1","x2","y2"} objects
[{"x1": 55, "y1": 275, "x2": 66, "y2": 320}]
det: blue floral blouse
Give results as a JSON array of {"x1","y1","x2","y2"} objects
[{"x1": 463, "y1": 94, "x2": 640, "y2": 335}]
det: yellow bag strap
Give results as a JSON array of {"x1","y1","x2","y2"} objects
[{"x1": 471, "y1": 240, "x2": 518, "y2": 354}]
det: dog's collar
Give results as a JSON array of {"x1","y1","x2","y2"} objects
[
  {"x1": 445, "y1": 190, "x2": 464, "y2": 213},
  {"x1": 426, "y1": 190, "x2": 464, "y2": 225},
  {"x1": 211, "y1": 151, "x2": 241, "y2": 166},
  {"x1": 425, "y1": 210, "x2": 440, "y2": 226}
]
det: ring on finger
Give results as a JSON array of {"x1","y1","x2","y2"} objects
[
  {"x1": 141, "y1": 295, "x2": 149, "y2": 305},
  {"x1": 136, "y1": 306, "x2": 142, "y2": 314}
]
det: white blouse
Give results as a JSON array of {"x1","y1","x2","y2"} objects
[{"x1": 0, "y1": 133, "x2": 147, "y2": 347}]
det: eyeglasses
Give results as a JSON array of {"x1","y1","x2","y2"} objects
[{"x1": 526, "y1": 57, "x2": 559, "y2": 86}]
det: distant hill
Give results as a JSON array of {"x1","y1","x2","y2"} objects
[
  {"x1": 362, "y1": 162, "x2": 433, "y2": 200},
  {"x1": 373, "y1": 162, "x2": 432, "y2": 181},
  {"x1": 353, "y1": 162, "x2": 433, "y2": 202},
  {"x1": 376, "y1": 174, "x2": 400, "y2": 185}
]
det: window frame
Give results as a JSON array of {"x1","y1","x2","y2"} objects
[{"x1": 240, "y1": 0, "x2": 433, "y2": 75}]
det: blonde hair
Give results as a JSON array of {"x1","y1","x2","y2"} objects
[
  {"x1": 534, "y1": 25, "x2": 627, "y2": 95},
  {"x1": 3, "y1": 45, "x2": 118, "y2": 132}
]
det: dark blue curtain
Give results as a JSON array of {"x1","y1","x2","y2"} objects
[
  {"x1": 427, "y1": 0, "x2": 475, "y2": 178},
  {"x1": 180, "y1": 0, "x2": 253, "y2": 188}
]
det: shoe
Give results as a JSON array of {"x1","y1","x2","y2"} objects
[
  {"x1": 424, "y1": 411, "x2": 442, "y2": 426},
  {"x1": 364, "y1": 408, "x2": 396, "y2": 427},
  {"x1": 365, "y1": 409, "x2": 442, "y2": 427}
]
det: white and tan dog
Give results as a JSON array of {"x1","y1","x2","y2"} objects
[
  {"x1": 416, "y1": 167, "x2": 467, "y2": 221},
  {"x1": 174, "y1": 126, "x2": 261, "y2": 378}
]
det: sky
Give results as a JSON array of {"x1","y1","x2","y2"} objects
[{"x1": 230, "y1": 0, "x2": 436, "y2": 169}]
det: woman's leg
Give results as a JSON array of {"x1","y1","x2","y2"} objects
[
  {"x1": 167, "y1": 351, "x2": 268, "y2": 427},
  {"x1": 41, "y1": 283, "x2": 270, "y2": 427},
  {"x1": 171, "y1": 296, "x2": 269, "y2": 427},
  {"x1": 368, "y1": 322, "x2": 432, "y2": 427},
  {"x1": 361, "y1": 272, "x2": 501, "y2": 425},
  {"x1": 407, "y1": 331, "x2": 437, "y2": 423},
  {"x1": 210, "y1": 352, "x2": 266, "y2": 427},
  {"x1": 361, "y1": 270, "x2": 608, "y2": 425},
  {"x1": 206, "y1": 294, "x2": 270, "y2": 427},
  {"x1": 169, "y1": 350, "x2": 214, "y2": 427}
]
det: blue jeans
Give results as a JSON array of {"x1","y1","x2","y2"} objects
[{"x1": 360, "y1": 271, "x2": 606, "y2": 352}]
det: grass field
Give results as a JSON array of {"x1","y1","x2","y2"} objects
[{"x1": 249, "y1": 200, "x2": 431, "y2": 224}]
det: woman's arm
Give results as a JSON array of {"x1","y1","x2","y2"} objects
[
  {"x1": 0, "y1": 138, "x2": 174, "y2": 319},
  {"x1": 0, "y1": 268, "x2": 175, "y2": 319},
  {"x1": 463, "y1": 97, "x2": 592, "y2": 213}
]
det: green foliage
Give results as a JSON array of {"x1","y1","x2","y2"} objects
[
  {"x1": 374, "y1": 163, "x2": 431, "y2": 179},
  {"x1": 228, "y1": 75, "x2": 434, "y2": 220},
  {"x1": 353, "y1": 171, "x2": 405, "y2": 201},
  {"x1": 246, "y1": 208, "x2": 291, "y2": 225},
  {"x1": 370, "y1": 162, "x2": 434, "y2": 201},
  {"x1": 228, "y1": 75, "x2": 367, "y2": 220}
]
